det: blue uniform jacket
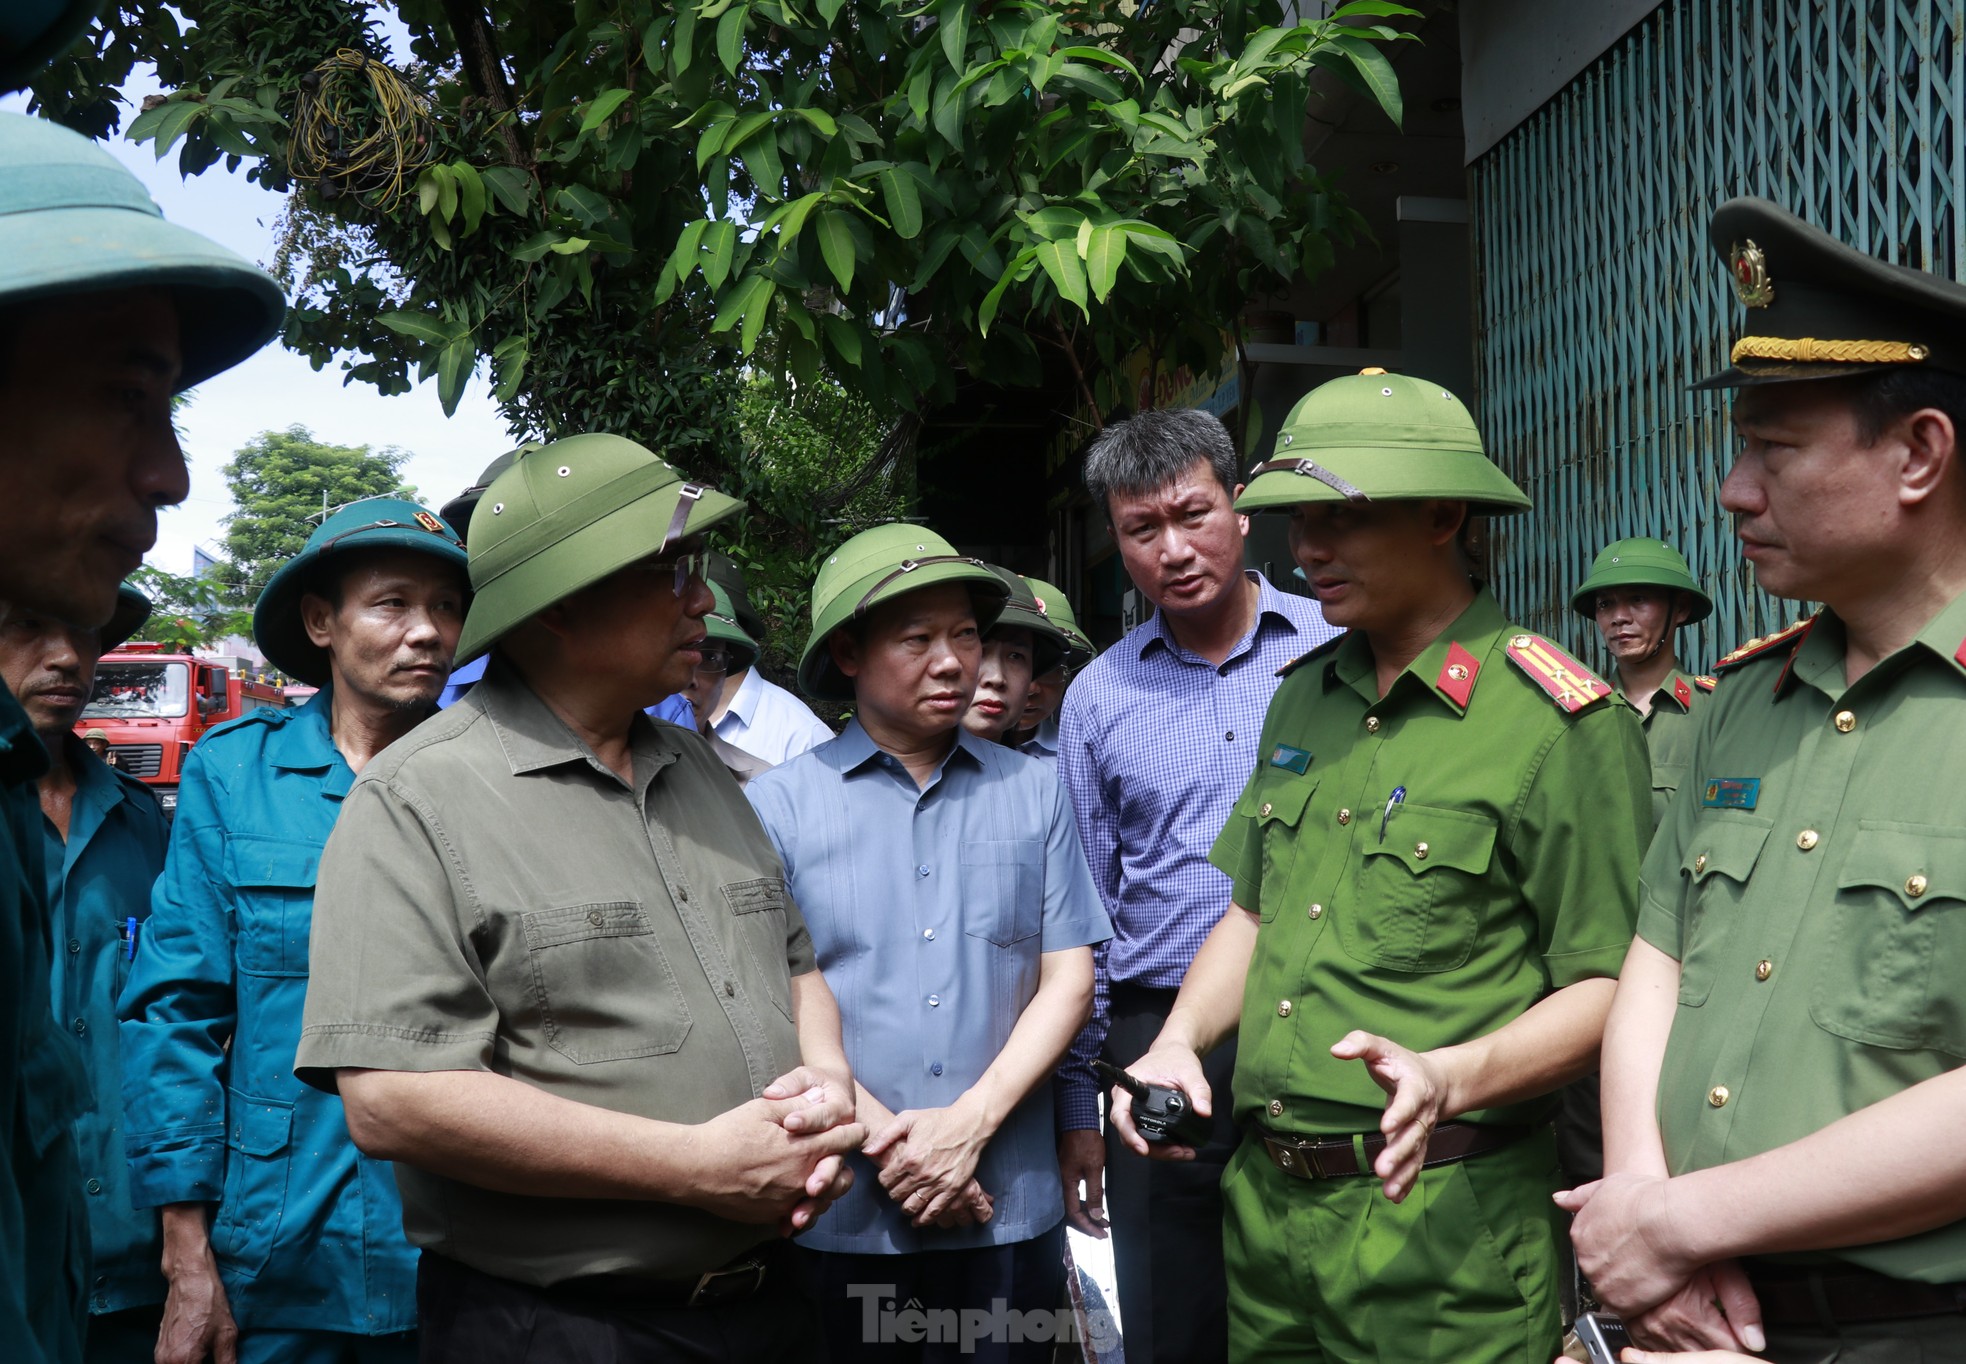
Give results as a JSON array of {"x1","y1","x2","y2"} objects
[
  {"x1": 44, "y1": 736, "x2": 168, "y2": 1316},
  {"x1": 117, "y1": 690, "x2": 417, "y2": 1334}
]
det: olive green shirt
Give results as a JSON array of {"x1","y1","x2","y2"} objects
[
  {"x1": 296, "y1": 659, "x2": 815, "y2": 1285},
  {"x1": 1624, "y1": 669, "x2": 1712, "y2": 829},
  {"x1": 1212, "y1": 590, "x2": 1651, "y2": 1136},
  {"x1": 1637, "y1": 591, "x2": 1966, "y2": 1282}
]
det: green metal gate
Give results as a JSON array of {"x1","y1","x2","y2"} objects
[{"x1": 1471, "y1": 0, "x2": 1963, "y2": 668}]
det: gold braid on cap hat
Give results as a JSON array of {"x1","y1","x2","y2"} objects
[{"x1": 1731, "y1": 336, "x2": 1931, "y2": 364}]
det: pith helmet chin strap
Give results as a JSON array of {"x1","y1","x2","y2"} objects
[{"x1": 1637, "y1": 590, "x2": 1682, "y2": 665}]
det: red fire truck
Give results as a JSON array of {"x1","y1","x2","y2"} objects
[{"x1": 76, "y1": 642, "x2": 288, "y2": 814}]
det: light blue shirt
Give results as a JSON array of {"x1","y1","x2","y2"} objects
[
  {"x1": 1016, "y1": 715, "x2": 1060, "y2": 769},
  {"x1": 714, "y1": 667, "x2": 834, "y2": 764},
  {"x1": 746, "y1": 721, "x2": 1110, "y2": 1254},
  {"x1": 42, "y1": 738, "x2": 167, "y2": 1316},
  {"x1": 118, "y1": 689, "x2": 417, "y2": 1334}
]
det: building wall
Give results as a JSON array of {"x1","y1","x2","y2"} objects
[{"x1": 1470, "y1": 0, "x2": 1966, "y2": 668}]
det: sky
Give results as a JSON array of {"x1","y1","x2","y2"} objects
[{"x1": 3, "y1": 62, "x2": 513, "y2": 577}]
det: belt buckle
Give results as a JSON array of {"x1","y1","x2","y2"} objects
[
  {"x1": 688, "y1": 1257, "x2": 766, "y2": 1307},
  {"x1": 1272, "y1": 1136, "x2": 1327, "y2": 1179}
]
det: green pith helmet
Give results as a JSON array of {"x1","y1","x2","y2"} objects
[
  {"x1": 1022, "y1": 575, "x2": 1095, "y2": 667},
  {"x1": 254, "y1": 497, "x2": 469, "y2": 686},
  {"x1": 457, "y1": 432, "x2": 743, "y2": 663},
  {"x1": 797, "y1": 523, "x2": 1010, "y2": 702},
  {"x1": 100, "y1": 582, "x2": 151, "y2": 655},
  {"x1": 1570, "y1": 538, "x2": 1714, "y2": 623},
  {"x1": 440, "y1": 441, "x2": 546, "y2": 545},
  {"x1": 0, "y1": 112, "x2": 284, "y2": 390},
  {"x1": 1, "y1": 1, "x2": 101, "y2": 93},
  {"x1": 1236, "y1": 369, "x2": 1531, "y2": 516},
  {"x1": 985, "y1": 567, "x2": 1068, "y2": 678},
  {"x1": 706, "y1": 551, "x2": 768, "y2": 643},
  {"x1": 704, "y1": 579, "x2": 761, "y2": 673}
]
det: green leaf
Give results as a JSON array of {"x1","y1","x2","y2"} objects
[
  {"x1": 579, "y1": 87, "x2": 633, "y2": 134},
  {"x1": 931, "y1": 70, "x2": 966, "y2": 148},
  {"x1": 671, "y1": 2, "x2": 698, "y2": 73},
  {"x1": 1055, "y1": 46, "x2": 1142, "y2": 83},
  {"x1": 817, "y1": 0, "x2": 845, "y2": 20},
  {"x1": 1051, "y1": 63, "x2": 1124, "y2": 103},
  {"x1": 1329, "y1": 1, "x2": 1423, "y2": 18},
  {"x1": 510, "y1": 230, "x2": 566, "y2": 263},
  {"x1": 739, "y1": 279, "x2": 776, "y2": 355},
  {"x1": 791, "y1": 107, "x2": 838, "y2": 137},
  {"x1": 1328, "y1": 34, "x2": 1404, "y2": 127},
  {"x1": 481, "y1": 166, "x2": 533, "y2": 215},
  {"x1": 555, "y1": 184, "x2": 610, "y2": 227},
  {"x1": 820, "y1": 311, "x2": 862, "y2": 367},
  {"x1": 642, "y1": 17, "x2": 668, "y2": 75},
  {"x1": 417, "y1": 166, "x2": 442, "y2": 217},
  {"x1": 696, "y1": 114, "x2": 736, "y2": 169},
  {"x1": 1034, "y1": 238, "x2": 1088, "y2": 316},
  {"x1": 878, "y1": 168, "x2": 923, "y2": 240},
  {"x1": 816, "y1": 211, "x2": 857, "y2": 292},
  {"x1": 429, "y1": 215, "x2": 454, "y2": 251},
  {"x1": 716, "y1": 4, "x2": 746, "y2": 75},
  {"x1": 746, "y1": 130, "x2": 784, "y2": 195},
  {"x1": 432, "y1": 164, "x2": 458, "y2": 222},
  {"x1": 977, "y1": 250, "x2": 1033, "y2": 336},
  {"x1": 493, "y1": 338, "x2": 528, "y2": 404},
  {"x1": 704, "y1": 219, "x2": 738, "y2": 290},
  {"x1": 452, "y1": 162, "x2": 487, "y2": 236},
  {"x1": 148, "y1": 99, "x2": 205, "y2": 158},
  {"x1": 548, "y1": 238, "x2": 592, "y2": 255},
  {"x1": 939, "y1": 0, "x2": 969, "y2": 71},
  {"x1": 710, "y1": 271, "x2": 770, "y2": 334},
  {"x1": 660, "y1": 217, "x2": 711, "y2": 294},
  {"x1": 773, "y1": 191, "x2": 825, "y2": 248},
  {"x1": 377, "y1": 312, "x2": 456, "y2": 346},
  {"x1": 1085, "y1": 223, "x2": 1125, "y2": 302},
  {"x1": 437, "y1": 336, "x2": 474, "y2": 416},
  {"x1": 1029, "y1": 50, "x2": 1065, "y2": 93}
]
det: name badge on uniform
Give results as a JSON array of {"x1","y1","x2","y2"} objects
[
  {"x1": 1700, "y1": 777, "x2": 1761, "y2": 810},
  {"x1": 1269, "y1": 744, "x2": 1311, "y2": 774}
]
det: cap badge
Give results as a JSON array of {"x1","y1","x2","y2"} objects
[
  {"x1": 1033, "y1": 595, "x2": 1048, "y2": 615},
  {"x1": 414, "y1": 511, "x2": 445, "y2": 533},
  {"x1": 1730, "y1": 239, "x2": 1775, "y2": 308}
]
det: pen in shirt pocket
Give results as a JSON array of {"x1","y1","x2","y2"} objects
[
  {"x1": 119, "y1": 916, "x2": 138, "y2": 961},
  {"x1": 1379, "y1": 786, "x2": 1406, "y2": 842}
]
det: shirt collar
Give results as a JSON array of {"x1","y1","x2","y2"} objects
[
  {"x1": 1783, "y1": 586, "x2": 1966, "y2": 699},
  {"x1": 721, "y1": 665, "x2": 765, "y2": 727},
  {"x1": 1326, "y1": 588, "x2": 1509, "y2": 716},
  {"x1": 1139, "y1": 570, "x2": 1304, "y2": 665},
  {"x1": 476, "y1": 654, "x2": 682, "y2": 786},
  {"x1": 1644, "y1": 669, "x2": 1698, "y2": 715},
  {"x1": 0, "y1": 687, "x2": 50, "y2": 789},
  {"x1": 830, "y1": 716, "x2": 989, "y2": 781}
]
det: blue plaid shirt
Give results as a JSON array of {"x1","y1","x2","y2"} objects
[{"x1": 1054, "y1": 572, "x2": 1337, "y2": 1129}]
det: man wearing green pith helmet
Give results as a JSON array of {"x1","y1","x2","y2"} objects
[
  {"x1": 0, "y1": 40, "x2": 286, "y2": 1362},
  {"x1": 1111, "y1": 369, "x2": 1652, "y2": 1363}
]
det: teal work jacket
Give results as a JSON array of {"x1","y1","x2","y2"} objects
[
  {"x1": 44, "y1": 735, "x2": 168, "y2": 1316},
  {"x1": 118, "y1": 690, "x2": 417, "y2": 1334}
]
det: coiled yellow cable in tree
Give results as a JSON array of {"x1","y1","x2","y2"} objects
[{"x1": 288, "y1": 49, "x2": 434, "y2": 211}]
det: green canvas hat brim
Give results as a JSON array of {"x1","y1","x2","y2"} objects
[
  {"x1": 988, "y1": 601, "x2": 1068, "y2": 678},
  {"x1": 455, "y1": 481, "x2": 744, "y2": 665},
  {"x1": 1236, "y1": 446, "x2": 1531, "y2": 515},
  {"x1": 99, "y1": 583, "x2": 150, "y2": 656},
  {"x1": 1, "y1": 1, "x2": 100, "y2": 93},
  {"x1": 1569, "y1": 566, "x2": 1714, "y2": 623},
  {"x1": 0, "y1": 204, "x2": 286, "y2": 391},
  {"x1": 256, "y1": 525, "x2": 470, "y2": 686},
  {"x1": 797, "y1": 561, "x2": 1010, "y2": 703},
  {"x1": 703, "y1": 611, "x2": 760, "y2": 672}
]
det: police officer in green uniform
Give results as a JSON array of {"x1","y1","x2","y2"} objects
[
  {"x1": 0, "y1": 74, "x2": 283, "y2": 1364},
  {"x1": 1566, "y1": 203, "x2": 1966, "y2": 1363},
  {"x1": 1113, "y1": 370, "x2": 1652, "y2": 1364},
  {"x1": 1573, "y1": 539, "x2": 1717, "y2": 828}
]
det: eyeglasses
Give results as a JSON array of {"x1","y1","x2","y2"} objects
[
  {"x1": 695, "y1": 646, "x2": 731, "y2": 675},
  {"x1": 627, "y1": 551, "x2": 708, "y2": 597}
]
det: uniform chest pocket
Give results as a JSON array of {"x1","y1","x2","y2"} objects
[
  {"x1": 212, "y1": 1088, "x2": 291, "y2": 1277},
  {"x1": 961, "y1": 841, "x2": 1043, "y2": 947},
  {"x1": 1338, "y1": 804, "x2": 1498, "y2": 973},
  {"x1": 1809, "y1": 824, "x2": 1966, "y2": 1056},
  {"x1": 1674, "y1": 815, "x2": 1772, "y2": 1007},
  {"x1": 522, "y1": 902, "x2": 693, "y2": 1063},
  {"x1": 724, "y1": 878, "x2": 796, "y2": 1023},
  {"x1": 1238, "y1": 776, "x2": 1318, "y2": 924},
  {"x1": 224, "y1": 836, "x2": 320, "y2": 978}
]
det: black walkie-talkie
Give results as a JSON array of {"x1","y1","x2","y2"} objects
[{"x1": 1093, "y1": 1059, "x2": 1214, "y2": 1147}]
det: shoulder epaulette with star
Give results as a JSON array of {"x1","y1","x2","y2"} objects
[
  {"x1": 1503, "y1": 631, "x2": 1614, "y2": 714},
  {"x1": 1712, "y1": 616, "x2": 1816, "y2": 674},
  {"x1": 1693, "y1": 674, "x2": 1718, "y2": 691},
  {"x1": 1276, "y1": 630, "x2": 1346, "y2": 679}
]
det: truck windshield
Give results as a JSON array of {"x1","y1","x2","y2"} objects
[{"x1": 83, "y1": 661, "x2": 191, "y2": 719}]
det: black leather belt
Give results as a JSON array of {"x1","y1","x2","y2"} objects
[
  {"x1": 550, "y1": 1244, "x2": 784, "y2": 1309},
  {"x1": 1743, "y1": 1258, "x2": 1966, "y2": 1327},
  {"x1": 1254, "y1": 1120, "x2": 1532, "y2": 1180}
]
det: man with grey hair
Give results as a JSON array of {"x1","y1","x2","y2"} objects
[{"x1": 1055, "y1": 407, "x2": 1336, "y2": 1363}]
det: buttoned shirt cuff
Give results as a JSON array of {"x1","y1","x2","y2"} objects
[
  {"x1": 294, "y1": 1022, "x2": 497, "y2": 1094},
  {"x1": 126, "y1": 1142, "x2": 225, "y2": 1211},
  {"x1": 1542, "y1": 939, "x2": 1633, "y2": 989}
]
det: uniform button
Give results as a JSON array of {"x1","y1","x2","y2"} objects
[
  {"x1": 1907, "y1": 874, "x2": 1930, "y2": 898},
  {"x1": 1365, "y1": 717, "x2": 1382, "y2": 734},
  {"x1": 723, "y1": 980, "x2": 735, "y2": 997},
  {"x1": 1277, "y1": 1000, "x2": 1293, "y2": 1017},
  {"x1": 1224, "y1": 730, "x2": 1235, "y2": 742},
  {"x1": 678, "y1": 886, "x2": 689, "y2": 903},
  {"x1": 85, "y1": 1179, "x2": 101, "y2": 1195},
  {"x1": 1268, "y1": 1099, "x2": 1284, "y2": 1118},
  {"x1": 931, "y1": 1062, "x2": 943, "y2": 1076},
  {"x1": 1708, "y1": 1085, "x2": 1731, "y2": 1108},
  {"x1": 71, "y1": 1018, "x2": 85, "y2": 1036},
  {"x1": 586, "y1": 909, "x2": 604, "y2": 926},
  {"x1": 923, "y1": 928, "x2": 936, "y2": 940},
  {"x1": 1834, "y1": 710, "x2": 1857, "y2": 733},
  {"x1": 1337, "y1": 808, "x2": 1352, "y2": 826},
  {"x1": 1755, "y1": 959, "x2": 1773, "y2": 982},
  {"x1": 1797, "y1": 829, "x2": 1820, "y2": 851},
  {"x1": 1694, "y1": 853, "x2": 1708, "y2": 874},
  {"x1": 917, "y1": 864, "x2": 931, "y2": 877},
  {"x1": 928, "y1": 994, "x2": 940, "y2": 1007},
  {"x1": 1308, "y1": 903, "x2": 1323, "y2": 920},
  {"x1": 66, "y1": 939, "x2": 80, "y2": 955},
  {"x1": 1413, "y1": 841, "x2": 1430, "y2": 861},
  {"x1": 1259, "y1": 802, "x2": 1273, "y2": 817}
]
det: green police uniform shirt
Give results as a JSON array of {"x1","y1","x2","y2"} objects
[
  {"x1": 1629, "y1": 670, "x2": 1715, "y2": 829},
  {"x1": 1637, "y1": 592, "x2": 1966, "y2": 1282},
  {"x1": 1211, "y1": 589, "x2": 1652, "y2": 1136}
]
